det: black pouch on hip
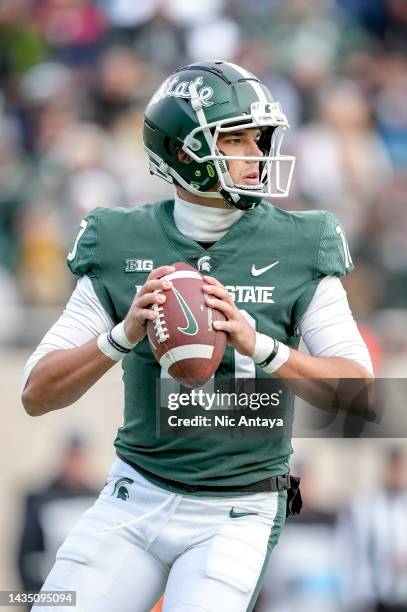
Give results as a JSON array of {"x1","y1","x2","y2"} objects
[{"x1": 286, "y1": 475, "x2": 302, "y2": 517}]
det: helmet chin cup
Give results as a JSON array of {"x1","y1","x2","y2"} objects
[{"x1": 219, "y1": 187, "x2": 262, "y2": 210}]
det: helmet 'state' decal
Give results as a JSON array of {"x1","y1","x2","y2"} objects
[{"x1": 150, "y1": 76, "x2": 214, "y2": 107}]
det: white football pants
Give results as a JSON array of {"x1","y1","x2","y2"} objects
[{"x1": 33, "y1": 457, "x2": 286, "y2": 612}]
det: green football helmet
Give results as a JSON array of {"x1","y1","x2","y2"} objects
[{"x1": 143, "y1": 60, "x2": 295, "y2": 210}]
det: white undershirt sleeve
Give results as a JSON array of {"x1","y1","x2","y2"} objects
[
  {"x1": 21, "y1": 276, "x2": 114, "y2": 393},
  {"x1": 299, "y1": 276, "x2": 373, "y2": 375}
]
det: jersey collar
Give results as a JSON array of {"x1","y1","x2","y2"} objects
[
  {"x1": 173, "y1": 193, "x2": 244, "y2": 242},
  {"x1": 155, "y1": 198, "x2": 270, "y2": 273}
]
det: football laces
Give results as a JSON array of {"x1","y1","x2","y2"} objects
[{"x1": 152, "y1": 298, "x2": 169, "y2": 343}]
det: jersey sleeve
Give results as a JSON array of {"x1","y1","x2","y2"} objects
[
  {"x1": 67, "y1": 208, "x2": 101, "y2": 277},
  {"x1": 317, "y1": 211, "x2": 354, "y2": 278},
  {"x1": 66, "y1": 208, "x2": 118, "y2": 322},
  {"x1": 291, "y1": 211, "x2": 354, "y2": 329}
]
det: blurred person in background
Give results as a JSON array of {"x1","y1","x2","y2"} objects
[
  {"x1": 16, "y1": 434, "x2": 97, "y2": 609},
  {"x1": 0, "y1": 94, "x2": 28, "y2": 346},
  {"x1": 14, "y1": 61, "x2": 126, "y2": 305},
  {"x1": 293, "y1": 78, "x2": 392, "y2": 241},
  {"x1": 335, "y1": 0, "x2": 407, "y2": 53},
  {"x1": 0, "y1": 0, "x2": 47, "y2": 103},
  {"x1": 18, "y1": 206, "x2": 70, "y2": 306},
  {"x1": 232, "y1": 0, "x2": 370, "y2": 123},
  {"x1": 89, "y1": 46, "x2": 172, "y2": 204},
  {"x1": 353, "y1": 175, "x2": 407, "y2": 312},
  {"x1": 336, "y1": 446, "x2": 407, "y2": 612},
  {"x1": 91, "y1": 46, "x2": 155, "y2": 127},
  {"x1": 33, "y1": 0, "x2": 108, "y2": 67},
  {"x1": 255, "y1": 460, "x2": 340, "y2": 612},
  {"x1": 371, "y1": 53, "x2": 407, "y2": 169}
]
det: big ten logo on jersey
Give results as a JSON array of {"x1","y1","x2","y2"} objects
[{"x1": 124, "y1": 259, "x2": 154, "y2": 273}]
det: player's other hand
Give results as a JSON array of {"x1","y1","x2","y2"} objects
[
  {"x1": 123, "y1": 265, "x2": 175, "y2": 344},
  {"x1": 202, "y1": 275, "x2": 256, "y2": 357}
]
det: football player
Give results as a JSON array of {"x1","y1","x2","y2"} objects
[{"x1": 22, "y1": 61, "x2": 373, "y2": 612}]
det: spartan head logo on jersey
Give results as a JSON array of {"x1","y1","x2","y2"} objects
[
  {"x1": 197, "y1": 256, "x2": 212, "y2": 273},
  {"x1": 143, "y1": 60, "x2": 295, "y2": 210}
]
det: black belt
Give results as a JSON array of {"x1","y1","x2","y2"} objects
[
  {"x1": 117, "y1": 453, "x2": 291, "y2": 494},
  {"x1": 178, "y1": 473, "x2": 292, "y2": 494}
]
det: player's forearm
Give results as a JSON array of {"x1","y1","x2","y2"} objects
[
  {"x1": 275, "y1": 351, "x2": 374, "y2": 416},
  {"x1": 22, "y1": 339, "x2": 116, "y2": 416},
  {"x1": 276, "y1": 351, "x2": 372, "y2": 380},
  {"x1": 252, "y1": 332, "x2": 373, "y2": 415}
]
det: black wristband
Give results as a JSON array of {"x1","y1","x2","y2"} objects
[
  {"x1": 107, "y1": 329, "x2": 131, "y2": 354},
  {"x1": 257, "y1": 340, "x2": 279, "y2": 367}
]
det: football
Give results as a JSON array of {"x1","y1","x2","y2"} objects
[{"x1": 147, "y1": 262, "x2": 227, "y2": 387}]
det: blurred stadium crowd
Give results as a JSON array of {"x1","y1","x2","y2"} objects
[
  {"x1": 1, "y1": 0, "x2": 407, "y2": 369},
  {"x1": 1, "y1": 2, "x2": 407, "y2": 611}
]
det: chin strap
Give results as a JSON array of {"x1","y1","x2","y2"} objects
[{"x1": 218, "y1": 187, "x2": 261, "y2": 210}]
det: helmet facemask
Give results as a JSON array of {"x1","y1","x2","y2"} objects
[{"x1": 180, "y1": 92, "x2": 295, "y2": 209}]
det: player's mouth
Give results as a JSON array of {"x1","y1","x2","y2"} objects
[{"x1": 241, "y1": 172, "x2": 261, "y2": 186}]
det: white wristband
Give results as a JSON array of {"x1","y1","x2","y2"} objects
[
  {"x1": 97, "y1": 332, "x2": 125, "y2": 361},
  {"x1": 251, "y1": 332, "x2": 290, "y2": 374},
  {"x1": 252, "y1": 332, "x2": 275, "y2": 364},
  {"x1": 111, "y1": 321, "x2": 137, "y2": 350},
  {"x1": 97, "y1": 322, "x2": 138, "y2": 362},
  {"x1": 262, "y1": 342, "x2": 290, "y2": 374}
]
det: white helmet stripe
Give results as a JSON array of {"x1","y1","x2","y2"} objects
[{"x1": 225, "y1": 62, "x2": 268, "y2": 105}]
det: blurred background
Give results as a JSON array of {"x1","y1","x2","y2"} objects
[{"x1": 0, "y1": 0, "x2": 406, "y2": 610}]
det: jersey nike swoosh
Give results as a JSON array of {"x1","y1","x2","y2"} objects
[
  {"x1": 229, "y1": 508, "x2": 259, "y2": 519},
  {"x1": 251, "y1": 261, "x2": 279, "y2": 276}
]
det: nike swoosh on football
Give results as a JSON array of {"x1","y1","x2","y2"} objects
[
  {"x1": 172, "y1": 286, "x2": 199, "y2": 336},
  {"x1": 229, "y1": 508, "x2": 259, "y2": 519},
  {"x1": 251, "y1": 261, "x2": 279, "y2": 276}
]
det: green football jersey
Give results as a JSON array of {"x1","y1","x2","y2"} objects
[{"x1": 68, "y1": 199, "x2": 353, "y2": 489}]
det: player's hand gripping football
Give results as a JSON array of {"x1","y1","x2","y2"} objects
[
  {"x1": 123, "y1": 265, "x2": 175, "y2": 344},
  {"x1": 203, "y1": 275, "x2": 256, "y2": 357}
]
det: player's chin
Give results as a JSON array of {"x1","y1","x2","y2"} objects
[{"x1": 237, "y1": 178, "x2": 262, "y2": 189}]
